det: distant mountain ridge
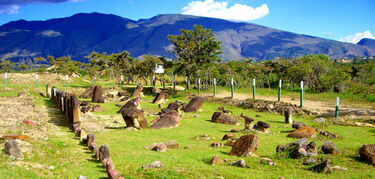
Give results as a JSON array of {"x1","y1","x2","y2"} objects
[
  {"x1": 0, "y1": 12, "x2": 374, "y2": 62},
  {"x1": 358, "y1": 38, "x2": 375, "y2": 50}
]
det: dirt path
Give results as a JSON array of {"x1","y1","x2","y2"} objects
[{"x1": 206, "y1": 91, "x2": 375, "y2": 119}]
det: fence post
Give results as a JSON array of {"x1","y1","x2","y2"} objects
[
  {"x1": 198, "y1": 78, "x2": 201, "y2": 94},
  {"x1": 213, "y1": 78, "x2": 216, "y2": 97},
  {"x1": 94, "y1": 75, "x2": 96, "y2": 86},
  {"x1": 300, "y1": 81, "x2": 304, "y2": 108},
  {"x1": 121, "y1": 75, "x2": 123, "y2": 88},
  {"x1": 35, "y1": 74, "x2": 38, "y2": 88},
  {"x1": 173, "y1": 76, "x2": 175, "y2": 91},
  {"x1": 162, "y1": 75, "x2": 165, "y2": 89},
  {"x1": 4, "y1": 73, "x2": 7, "y2": 87},
  {"x1": 66, "y1": 75, "x2": 69, "y2": 88},
  {"x1": 185, "y1": 76, "x2": 188, "y2": 90},
  {"x1": 231, "y1": 78, "x2": 234, "y2": 99},
  {"x1": 252, "y1": 78, "x2": 256, "y2": 99},
  {"x1": 335, "y1": 97, "x2": 339, "y2": 117},
  {"x1": 278, "y1": 79, "x2": 282, "y2": 102}
]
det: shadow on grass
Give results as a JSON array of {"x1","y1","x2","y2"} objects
[
  {"x1": 219, "y1": 151, "x2": 230, "y2": 155},
  {"x1": 43, "y1": 97, "x2": 71, "y2": 128},
  {"x1": 269, "y1": 120, "x2": 286, "y2": 124},
  {"x1": 105, "y1": 126, "x2": 124, "y2": 130}
]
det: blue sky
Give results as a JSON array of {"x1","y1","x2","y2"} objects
[{"x1": 0, "y1": 0, "x2": 374, "y2": 43}]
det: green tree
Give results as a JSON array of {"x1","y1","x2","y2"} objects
[
  {"x1": 0, "y1": 59, "x2": 15, "y2": 72},
  {"x1": 168, "y1": 25, "x2": 222, "y2": 89}
]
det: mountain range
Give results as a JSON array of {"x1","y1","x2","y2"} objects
[{"x1": 0, "y1": 12, "x2": 374, "y2": 62}]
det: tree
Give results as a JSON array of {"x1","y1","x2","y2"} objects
[
  {"x1": 168, "y1": 25, "x2": 222, "y2": 89},
  {"x1": 0, "y1": 59, "x2": 15, "y2": 72}
]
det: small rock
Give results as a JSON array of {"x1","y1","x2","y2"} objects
[
  {"x1": 287, "y1": 126, "x2": 316, "y2": 138},
  {"x1": 195, "y1": 114, "x2": 200, "y2": 118},
  {"x1": 320, "y1": 131, "x2": 340, "y2": 139},
  {"x1": 210, "y1": 155, "x2": 224, "y2": 165},
  {"x1": 252, "y1": 121, "x2": 271, "y2": 133},
  {"x1": 292, "y1": 122, "x2": 306, "y2": 129},
  {"x1": 77, "y1": 176, "x2": 88, "y2": 179},
  {"x1": 184, "y1": 146, "x2": 191, "y2": 149},
  {"x1": 255, "y1": 114, "x2": 262, "y2": 117},
  {"x1": 49, "y1": 166, "x2": 55, "y2": 170},
  {"x1": 303, "y1": 158, "x2": 317, "y2": 165},
  {"x1": 17, "y1": 92, "x2": 26, "y2": 97},
  {"x1": 5, "y1": 139, "x2": 23, "y2": 160},
  {"x1": 332, "y1": 166, "x2": 347, "y2": 171},
  {"x1": 152, "y1": 143, "x2": 167, "y2": 152},
  {"x1": 230, "y1": 128, "x2": 240, "y2": 132},
  {"x1": 23, "y1": 120, "x2": 36, "y2": 126},
  {"x1": 222, "y1": 133, "x2": 236, "y2": 140},
  {"x1": 321, "y1": 141, "x2": 340, "y2": 155},
  {"x1": 260, "y1": 158, "x2": 275, "y2": 165},
  {"x1": 211, "y1": 142, "x2": 224, "y2": 148},
  {"x1": 230, "y1": 135, "x2": 259, "y2": 157},
  {"x1": 231, "y1": 159, "x2": 247, "y2": 167},
  {"x1": 143, "y1": 160, "x2": 164, "y2": 170},
  {"x1": 314, "y1": 117, "x2": 326, "y2": 123},
  {"x1": 92, "y1": 105, "x2": 101, "y2": 112},
  {"x1": 310, "y1": 159, "x2": 332, "y2": 174}
]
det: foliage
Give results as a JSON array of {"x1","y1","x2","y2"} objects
[
  {"x1": 168, "y1": 25, "x2": 222, "y2": 89},
  {"x1": 0, "y1": 59, "x2": 15, "y2": 72}
]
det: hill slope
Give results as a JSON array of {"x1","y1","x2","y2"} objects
[{"x1": 0, "y1": 12, "x2": 374, "y2": 62}]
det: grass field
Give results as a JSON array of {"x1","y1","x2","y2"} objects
[{"x1": 0, "y1": 77, "x2": 374, "y2": 178}]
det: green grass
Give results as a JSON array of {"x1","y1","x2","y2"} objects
[{"x1": 0, "y1": 81, "x2": 374, "y2": 178}]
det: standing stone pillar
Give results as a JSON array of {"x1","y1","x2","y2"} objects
[{"x1": 284, "y1": 107, "x2": 293, "y2": 124}]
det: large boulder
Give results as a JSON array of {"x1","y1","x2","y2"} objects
[
  {"x1": 359, "y1": 144, "x2": 375, "y2": 165},
  {"x1": 92, "y1": 86, "x2": 103, "y2": 103},
  {"x1": 211, "y1": 112, "x2": 240, "y2": 125},
  {"x1": 229, "y1": 134, "x2": 259, "y2": 157},
  {"x1": 131, "y1": 84, "x2": 143, "y2": 98},
  {"x1": 152, "y1": 92, "x2": 169, "y2": 104},
  {"x1": 287, "y1": 126, "x2": 316, "y2": 138},
  {"x1": 121, "y1": 107, "x2": 147, "y2": 129},
  {"x1": 184, "y1": 97, "x2": 204, "y2": 112},
  {"x1": 150, "y1": 111, "x2": 180, "y2": 129},
  {"x1": 80, "y1": 86, "x2": 95, "y2": 98}
]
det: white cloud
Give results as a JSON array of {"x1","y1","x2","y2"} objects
[
  {"x1": 0, "y1": 0, "x2": 84, "y2": 14},
  {"x1": 182, "y1": 0, "x2": 269, "y2": 21},
  {"x1": 339, "y1": 30, "x2": 375, "y2": 44},
  {"x1": 0, "y1": 5, "x2": 19, "y2": 14}
]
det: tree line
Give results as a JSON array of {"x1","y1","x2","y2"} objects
[{"x1": 0, "y1": 25, "x2": 374, "y2": 97}]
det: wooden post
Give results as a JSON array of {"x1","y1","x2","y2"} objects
[
  {"x1": 335, "y1": 97, "x2": 339, "y2": 117},
  {"x1": 213, "y1": 78, "x2": 216, "y2": 96},
  {"x1": 278, "y1": 79, "x2": 282, "y2": 102},
  {"x1": 252, "y1": 78, "x2": 256, "y2": 99},
  {"x1": 300, "y1": 81, "x2": 304, "y2": 108},
  {"x1": 198, "y1": 78, "x2": 201, "y2": 94},
  {"x1": 94, "y1": 75, "x2": 96, "y2": 86},
  {"x1": 172, "y1": 76, "x2": 175, "y2": 91},
  {"x1": 121, "y1": 75, "x2": 124, "y2": 88},
  {"x1": 65, "y1": 75, "x2": 69, "y2": 88},
  {"x1": 231, "y1": 78, "x2": 234, "y2": 99},
  {"x1": 35, "y1": 74, "x2": 38, "y2": 88},
  {"x1": 4, "y1": 73, "x2": 7, "y2": 86},
  {"x1": 185, "y1": 76, "x2": 188, "y2": 90}
]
